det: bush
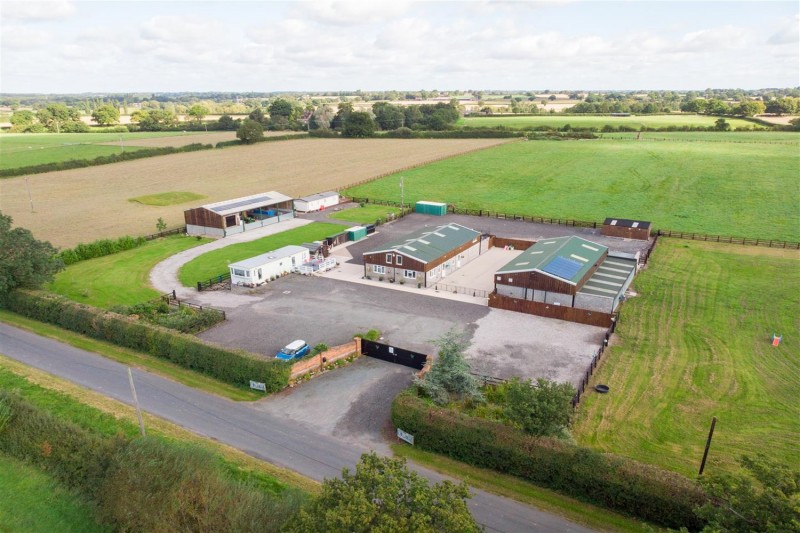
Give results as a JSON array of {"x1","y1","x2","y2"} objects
[
  {"x1": 355, "y1": 329, "x2": 382, "y2": 341},
  {"x1": 391, "y1": 391, "x2": 706, "y2": 530},
  {"x1": 5, "y1": 291, "x2": 290, "y2": 392},
  {"x1": 112, "y1": 300, "x2": 225, "y2": 334},
  {"x1": 58, "y1": 235, "x2": 147, "y2": 265}
]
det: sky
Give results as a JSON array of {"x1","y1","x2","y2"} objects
[{"x1": 1, "y1": 0, "x2": 798, "y2": 93}]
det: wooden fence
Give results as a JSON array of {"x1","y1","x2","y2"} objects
[
  {"x1": 159, "y1": 290, "x2": 226, "y2": 320},
  {"x1": 432, "y1": 282, "x2": 490, "y2": 299},
  {"x1": 656, "y1": 230, "x2": 799, "y2": 249},
  {"x1": 143, "y1": 226, "x2": 186, "y2": 241},
  {"x1": 196, "y1": 271, "x2": 231, "y2": 292},
  {"x1": 571, "y1": 313, "x2": 619, "y2": 408},
  {"x1": 488, "y1": 292, "x2": 614, "y2": 328}
]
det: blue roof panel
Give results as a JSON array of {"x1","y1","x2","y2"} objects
[{"x1": 542, "y1": 256, "x2": 582, "y2": 280}]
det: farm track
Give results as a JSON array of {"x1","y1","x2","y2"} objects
[{"x1": 1, "y1": 138, "x2": 510, "y2": 247}]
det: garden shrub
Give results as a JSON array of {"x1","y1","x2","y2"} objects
[
  {"x1": 391, "y1": 391, "x2": 706, "y2": 530},
  {"x1": 5, "y1": 291, "x2": 290, "y2": 392}
]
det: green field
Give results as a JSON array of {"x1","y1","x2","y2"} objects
[
  {"x1": 344, "y1": 137, "x2": 800, "y2": 241},
  {"x1": 129, "y1": 191, "x2": 207, "y2": 206},
  {"x1": 0, "y1": 454, "x2": 106, "y2": 532},
  {"x1": 599, "y1": 131, "x2": 799, "y2": 143},
  {"x1": 49, "y1": 235, "x2": 210, "y2": 309},
  {"x1": 178, "y1": 223, "x2": 344, "y2": 287},
  {"x1": 329, "y1": 205, "x2": 401, "y2": 224},
  {"x1": 458, "y1": 114, "x2": 763, "y2": 130},
  {"x1": 0, "y1": 132, "x2": 203, "y2": 170},
  {"x1": 573, "y1": 240, "x2": 800, "y2": 476}
]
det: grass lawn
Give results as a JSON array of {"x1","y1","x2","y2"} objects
[
  {"x1": 328, "y1": 204, "x2": 401, "y2": 224},
  {"x1": 393, "y1": 445, "x2": 662, "y2": 533},
  {"x1": 129, "y1": 191, "x2": 207, "y2": 206},
  {"x1": 0, "y1": 132, "x2": 205, "y2": 170},
  {"x1": 600, "y1": 131, "x2": 799, "y2": 143},
  {"x1": 0, "y1": 454, "x2": 106, "y2": 532},
  {"x1": 178, "y1": 222, "x2": 344, "y2": 286},
  {"x1": 0, "y1": 357, "x2": 318, "y2": 495},
  {"x1": 573, "y1": 240, "x2": 800, "y2": 476},
  {"x1": 458, "y1": 114, "x2": 763, "y2": 130},
  {"x1": 344, "y1": 138, "x2": 800, "y2": 241},
  {"x1": 49, "y1": 234, "x2": 210, "y2": 309}
]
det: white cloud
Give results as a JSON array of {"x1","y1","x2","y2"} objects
[
  {"x1": 1, "y1": 0, "x2": 75, "y2": 21},
  {"x1": 298, "y1": 0, "x2": 412, "y2": 26},
  {"x1": 140, "y1": 15, "x2": 222, "y2": 44},
  {"x1": 0, "y1": 25, "x2": 51, "y2": 49},
  {"x1": 677, "y1": 25, "x2": 752, "y2": 52},
  {"x1": 767, "y1": 15, "x2": 799, "y2": 45}
]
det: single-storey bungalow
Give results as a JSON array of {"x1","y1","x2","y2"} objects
[
  {"x1": 601, "y1": 217, "x2": 652, "y2": 241},
  {"x1": 362, "y1": 223, "x2": 486, "y2": 287},
  {"x1": 228, "y1": 245, "x2": 310, "y2": 287},
  {"x1": 293, "y1": 191, "x2": 339, "y2": 213},
  {"x1": 494, "y1": 236, "x2": 636, "y2": 313},
  {"x1": 184, "y1": 191, "x2": 294, "y2": 237}
]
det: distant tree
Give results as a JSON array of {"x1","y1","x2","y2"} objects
[
  {"x1": 415, "y1": 330, "x2": 482, "y2": 406},
  {"x1": 789, "y1": 117, "x2": 800, "y2": 131},
  {"x1": 91, "y1": 104, "x2": 121, "y2": 126},
  {"x1": 310, "y1": 104, "x2": 335, "y2": 130},
  {"x1": 681, "y1": 99, "x2": 707, "y2": 113},
  {"x1": 187, "y1": 104, "x2": 209, "y2": 122},
  {"x1": 217, "y1": 114, "x2": 236, "y2": 130},
  {"x1": 36, "y1": 103, "x2": 81, "y2": 133},
  {"x1": 331, "y1": 101, "x2": 354, "y2": 130},
  {"x1": 704, "y1": 99, "x2": 731, "y2": 115},
  {"x1": 130, "y1": 109, "x2": 176, "y2": 130},
  {"x1": 549, "y1": 94, "x2": 557, "y2": 101},
  {"x1": 248, "y1": 107, "x2": 266, "y2": 124},
  {"x1": 285, "y1": 453, "x2": 480, "y2": 533},
  {"x1": 268, "y1": 98, "x2": 294, "y2": 120},
  {"x1": 732, "y1": 100, "x2": 765, "y2": 117},
  {"x1": 156, "y1": 217, "x2": 167, "y2": 232},
  {"x1": 765, "y1": 97, "x2": 798, "y2": 116},
  {"x1": 714, "y1": 118, "x2": 731, "y2": 131},
  {"x1": 236, "y1": 119, "x2": 264, "y2": 144},
  {"x1": 9, "y1": 110, "x2": 36, "y2": 132},
  {"x1": 342, "y1": 111, "x2": 375, "y2": 137},
  {"x1": 696, "y1": 454, "x2": 800, "y2": 533},
  {"x1": 503, "y1": 378, "x2": 575, "y2": 437},
  {"x1": 0, "y1": 212, "x2": 63, "y2": 304},
  {"x1": 372, "y1": 102, "x2": 405, "y2": 130}
]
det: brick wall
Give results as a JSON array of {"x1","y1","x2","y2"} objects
[{"x1": 290, "y1": 339, "x2": 359, "y2": 380}]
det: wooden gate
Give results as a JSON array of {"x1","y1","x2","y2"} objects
[{"x1": 360, "y1": 339, "x2": 427, "y2": 370}]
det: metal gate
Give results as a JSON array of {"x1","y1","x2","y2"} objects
[{"x1": 360, "y1": 339, "x2": 427, "y2": 370}]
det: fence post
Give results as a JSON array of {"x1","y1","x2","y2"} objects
[{"x1": 197, "y1": 282, "x2": 202, "y2": 292}]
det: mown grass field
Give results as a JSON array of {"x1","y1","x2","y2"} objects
[
  {"x1": 573, "y1": 240, "x2": 800, "y2": 476},
  {"x1": 328, "y1": 204, "x2": 401, "y2": 224},
  {"x1": 599, "y1": 131, "x2": 799, "y2": 143},
  {"x1": 49, "y1": 235, "x2": 210, "y2": 309},
  {"x1": 458, "y1": 114, "x2": 762, "y2": 130},
  {"x1": 129, "y1": 191, "x2": 207, "y2": 206},
  {"x1": 0, "y1": 132, "x2": 220, "y2": 170},
  {"x1": 178, "y1": 222, "x2": 344, "y2": 286},
  {"x1": 345, "y1": 136, "x2": 800, "y2": 241},
  {"x1": 0, "y1": 454, "x2": 106, "y2": 532}
]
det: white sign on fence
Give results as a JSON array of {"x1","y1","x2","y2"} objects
[
  {"x1": 396, "y1": 428, "x2": 414, "y2": 445},
  {"x1": 249, "y1": 380, "x2": 266, "y2": 392}
]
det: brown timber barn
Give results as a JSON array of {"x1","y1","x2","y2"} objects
[
  {"x1": 601, "y1": 218, "x2": 652, "y2": 240},
  {"x1": 184, "y1": 191, "x2": 294, "y2": 237}
]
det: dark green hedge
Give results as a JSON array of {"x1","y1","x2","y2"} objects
[
  {"x1": 391, "y1": 392, "x2": 706, "y2": 530},
  {"x1": 1, "y1": 143, "x2": 214, "y2": 178},
  {"x1": 5, "y1": 291, "x2": 290, "y2": 392},
  {"x1": 58, "y1": 235, "x2": 147, "y2": 265}
]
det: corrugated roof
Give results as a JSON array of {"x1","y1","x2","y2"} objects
[
  {"x1": 364, "y1": 223, "x2": 480, "y2": 264},
  {"x1": 603, "y1": 218, "x2": 651, "y2": 229},
  {"x1": 496, "y1": 236, "x2": 607, "y2": 284},
  {"x1": 297, "y1": 191, "x2": 338, "y2": 202},
  {"x1": 201, "y1": 191, "x2": 292, "y2": 216},
  {"x1": 229, "y1": 245, "x2": 308, "y2": 270},
  {"x1": 578, "y1": 256, "x2": 637, "y2": 298}
]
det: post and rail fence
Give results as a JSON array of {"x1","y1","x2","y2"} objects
[
  {"x1": 158, "y1": 290, "x2": 226, "y2": 320},
  {"x1": 432, "y1": 283, "x2": 490, "y2": 299},
  {"x1": 571, "y1": 312, "x2": 619, "y2": 409},
  {"x1": 196, "y1": 272, "x2": 231, "y2": 292}
]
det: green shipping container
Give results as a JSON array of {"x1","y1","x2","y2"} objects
[
  {"x1": 347, "y1": 226, "x2": 367, "y2": 241},
  {"x1": 415, "y1": 201, "x2": 447, "y2": 216}
]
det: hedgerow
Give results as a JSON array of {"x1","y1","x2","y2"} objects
[
  {"x1": 391, "y1": 391, "x2": 707, "y2": 530},
  {"x1": 5, "y1": 291, "x2": 290, "y2": 392},
  {"x1": 58, "y1": 235, "x2": 147, "y2": 265}
]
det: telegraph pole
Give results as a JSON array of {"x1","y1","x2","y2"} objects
[{"x1": 698, "y1": 416, "x2": 717, "y2": 475}]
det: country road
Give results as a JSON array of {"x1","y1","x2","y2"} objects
[{"x1": 0, "y1": 322, "x2": 594, "y2": 533}]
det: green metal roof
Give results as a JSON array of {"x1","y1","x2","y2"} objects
[
  {"x1": 578, "y1": 256, "x2": 637, "y2": 298},
  {"x1": 496, "y1": 236, "x2": 607, "y2": 285},
  {"x1": 365, "y1": 223, "x2": 480, "y2": 264}
]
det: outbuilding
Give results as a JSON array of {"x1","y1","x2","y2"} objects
[
  {"x1": 293, "y1": 192, "x2": 339, "y2": 213},
  {"x1": 363, "y1": 223, "x2": 486, "y2": 287},
  {"x1": 228, "y1": 245, "x2": 310, "y2": 287},
  {"x1": 184, "y1": 191, "x2": 294, "y2": 237},
  {"x1": 601, "y1": 218, "x2": 652, "y2": 241}
]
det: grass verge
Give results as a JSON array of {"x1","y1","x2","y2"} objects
[
  {"x1": 0, "y1": 453, "x2": 107, "y2": 532},
  {"x1": 573, "y1": 241, "x2": 800, "y2": 476},
  {"x1": 392, "y1": 444, "x2": 661, "y2": 533},
  {"x1": 48, "y1": 235, "x2": 211, "y2": 309},
  {"x1": 129, "y1": 191, "x2": 207, "y2": 206},
  {"x1": 0, "y1": 310, "x2": 263, "y2": 401},
  {"x1": 178, "y1": 222, "x2": 344, "y2": 286},
  {"x1": 328, "y1": 205, "x2": 401, "y2": 224},
  {"x1": 0, "y1": 354, "x2": 319, "y2": 496}
]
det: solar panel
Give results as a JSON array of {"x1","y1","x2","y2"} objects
[
  {"x1": 209, "y1": 195, "x2": 275, "y2": 213},
  {"x1": 542, "y1": 256, "x2": 583, "y2": 280}
]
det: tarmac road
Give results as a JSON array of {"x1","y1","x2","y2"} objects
[{"x1": 0, "y1": 322, "x2": 595, "y2": 532}]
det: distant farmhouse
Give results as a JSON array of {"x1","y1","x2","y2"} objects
[
  {"x1": 363, "y1": 223, "x2": 489, "y2": 287},
  {"x1": 492, "y1": 236, "x2": 636, "y2": 322}
]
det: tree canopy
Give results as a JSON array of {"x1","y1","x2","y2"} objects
[
  {"x1": 236, "y1": 119, "x2": 264, "y2": 144},
  {"x1": 415, "y1": 329, "x2": 482, "y2": 405},
  {"x1": 342, "y1": 111, "x2": 376, "y2": 137},
  {"x1": 0, "y1": 213, "x2": 63, "y2": 304},
  {"x1": 187, "y1": 104, "x2": 209, "y2": 122},
  {"x1": 284, "y1": 453, "x2": 480, "y2": 533},
  {"x1": 91, "y1": 104, "x2": 121, "y2": 126},
  {"x1": 503, "y1": 377, "x2": 575, "y2": 437}
]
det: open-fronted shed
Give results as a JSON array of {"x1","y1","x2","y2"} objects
[{"x1": 185, "y1": 191, "x2": 294, "y2": 237}]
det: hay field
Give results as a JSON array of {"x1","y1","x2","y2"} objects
[
  {"x1": 1, "y1": 138, "x2": 509, "y2": 247},
  {"x1": 458, "y1": 114, "x2": 761, "y2": 130},
  {"x1": 96, "y1": 130, "x2": 303, "y2": 148}
]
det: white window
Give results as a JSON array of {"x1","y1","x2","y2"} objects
[
  {"x1": 233, "y1": 268, "x2": 246, "y2": 277},
  {"x1": 404, "y1": 270, "x2": 416, "y2": 279},
  {"x1": 386, "y1": 253, "x2": 392, "y2": 263},
  {"x1": 374, "y1": 265, "x2": 386, "y2": 274},
  {"x1": 396, "y1": 255, "x2": 403, "y2": 266}
]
